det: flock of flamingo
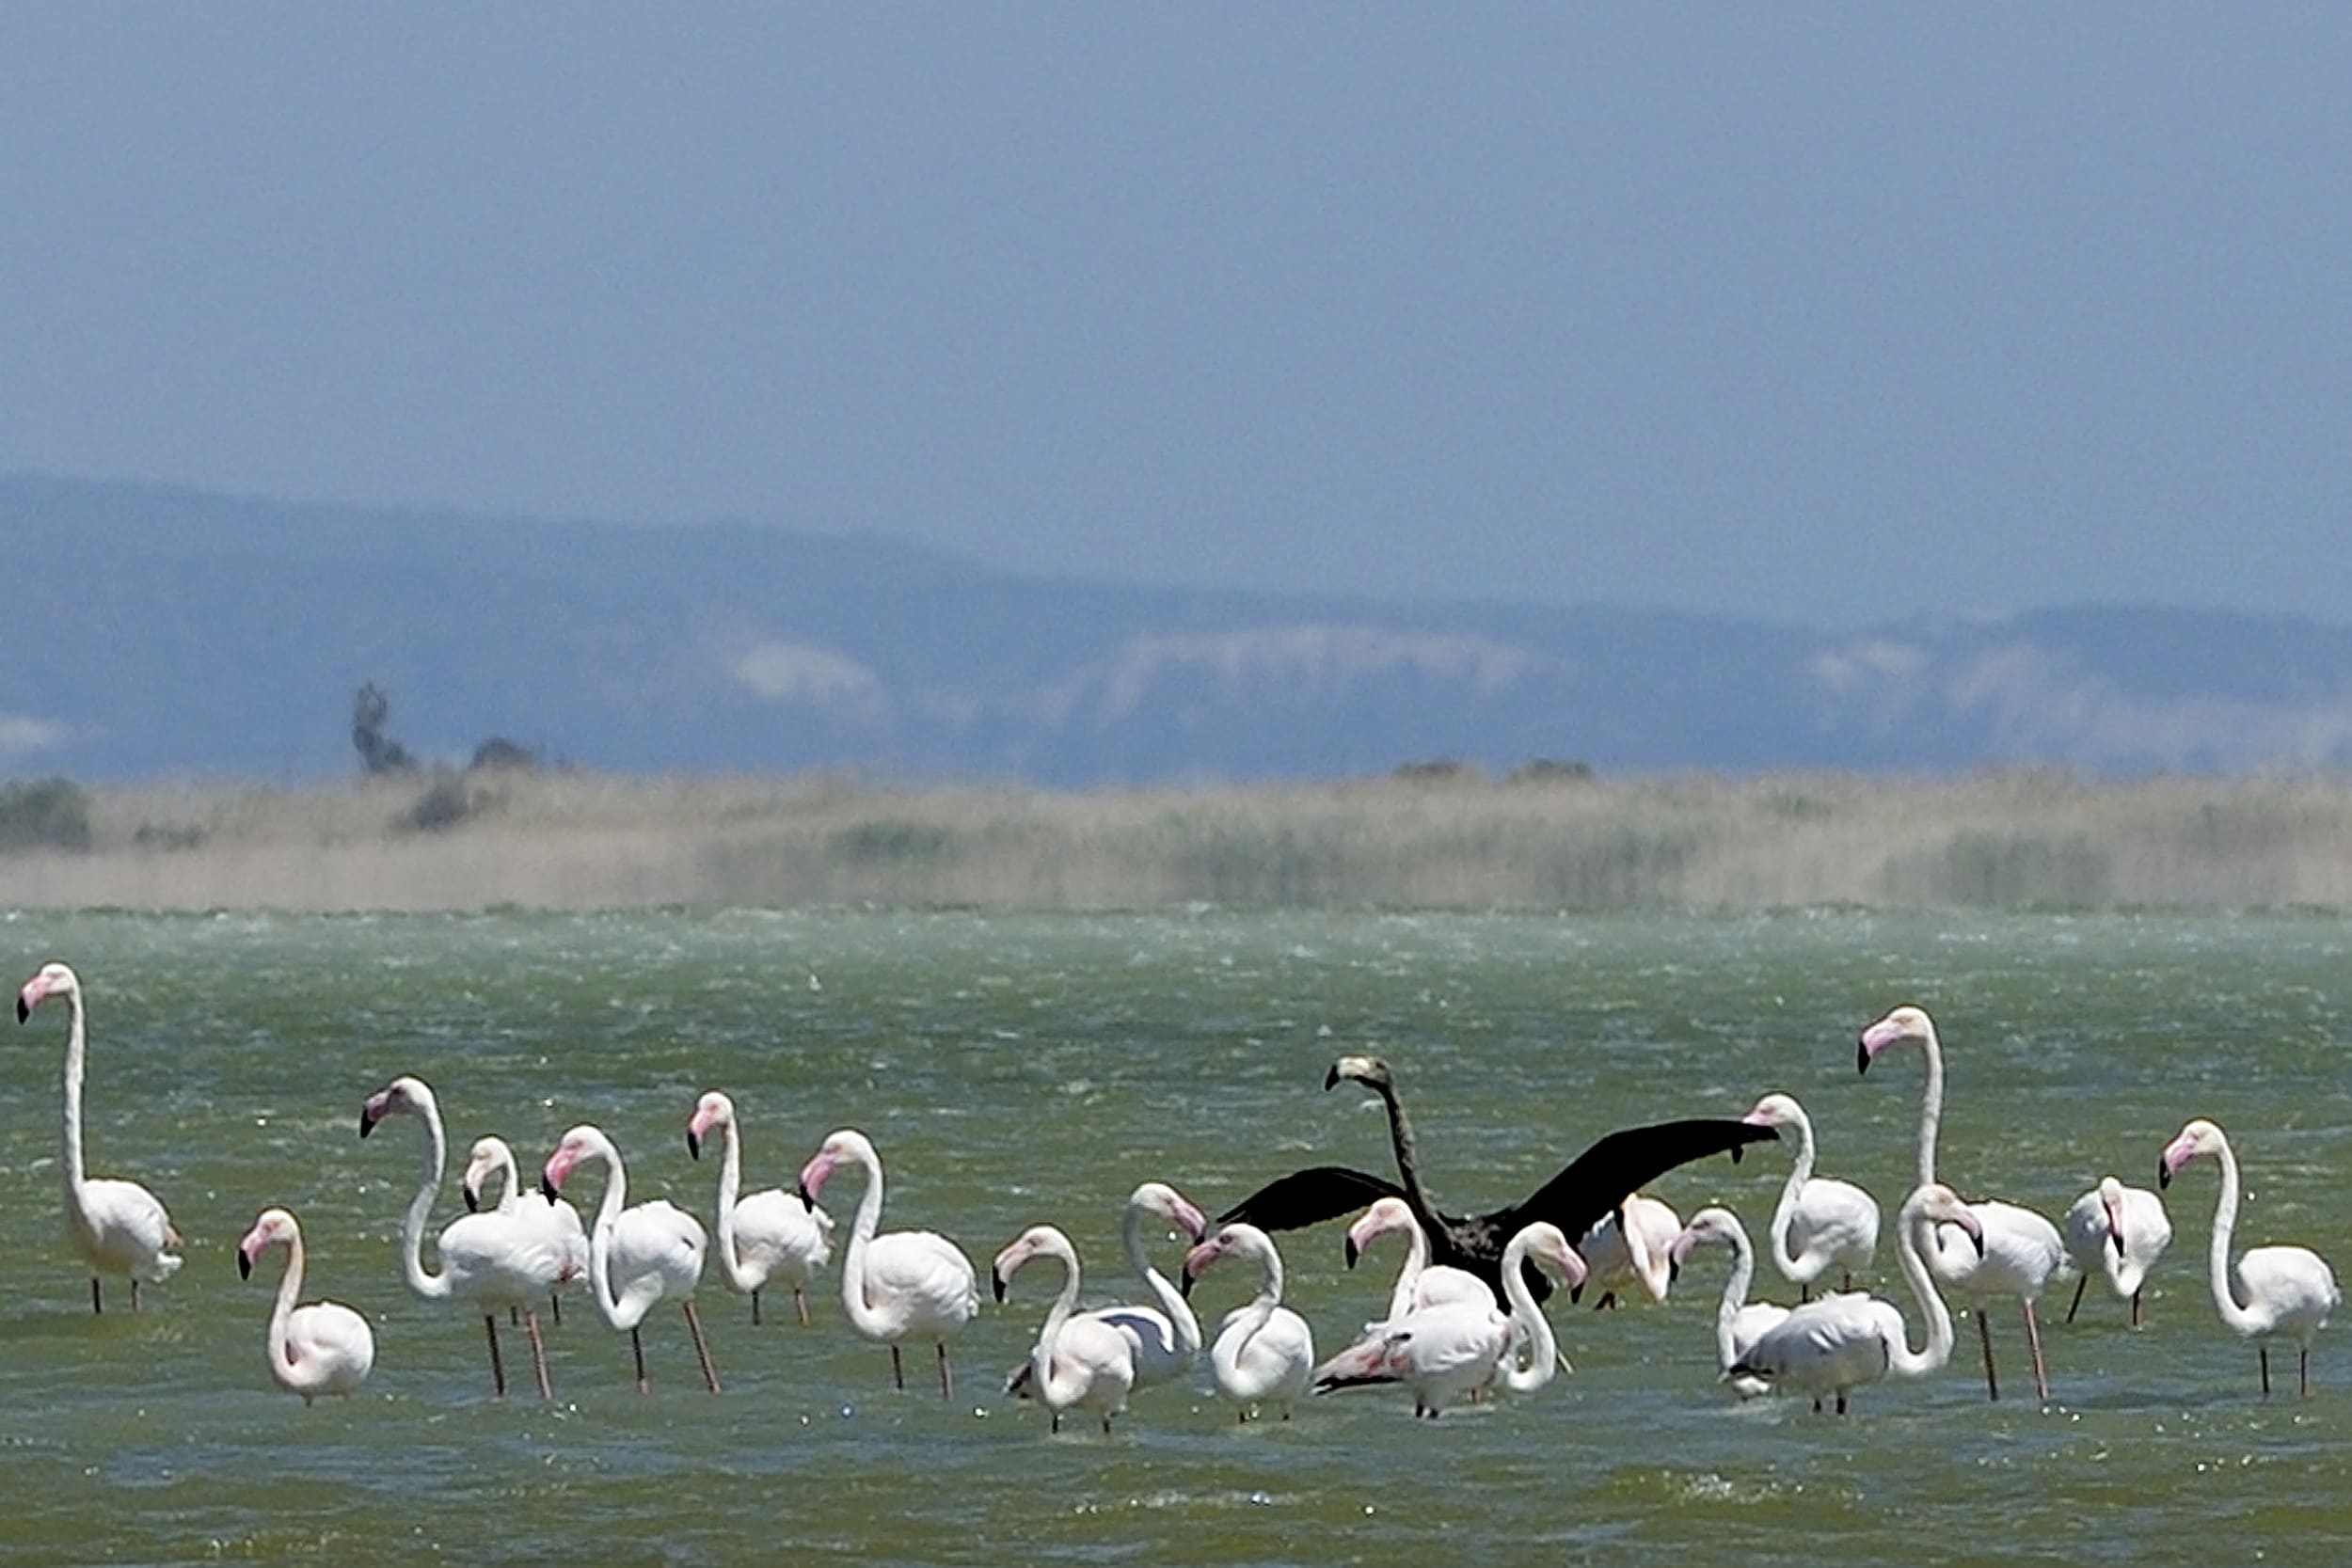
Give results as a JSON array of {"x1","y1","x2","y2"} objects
[{"x1": 14, "y1": 960, "x2": 2343, "y2": 1427}]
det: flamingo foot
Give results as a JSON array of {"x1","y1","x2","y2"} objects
[{"x1": 684, "y1": 1298, "x2": 721, "y2": 1394}]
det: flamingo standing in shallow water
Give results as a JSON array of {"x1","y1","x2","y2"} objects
[
  {"x1": 1742, "y1": 1092, "x2": 1881, "y2": 1299},
  {"x1": 687, "y1": 1091, "x2": 834, "y2": 1326},
  {"x1": 1312, "y1": 1220, "x2": 1582, "y2": 1418},
  {"x1": 1182, "y1": 1223, "x2": 1316, "y2": 1422},
  {"x1": 796, "y1": 1129, "x2": 977, "y2": 1400},
  {"x1": 543, "y1": 1123, "x2": 722, "y2": 1394},
  {"x1": 1667, "y1": 1207, "x2": 1792, "y2": 1401},
  {"x1": 1727, "y1": 1182, "x2": 1984, "y2": 1415},
  {"x1": 2158, "y1": 1118, "x2": 2339, "y2": 1398},
  {"x1": 1345, "y1": 1196, "x2": 1497, "y2": 1321},
  {"x1": 2061, "y1": 1175, "x2": 2171, "y2": 1329},
  {"x1": 1858, "y1": 1005, "x2": 2067, "y2": 1402},
  {"x1": 16, "y1": 962, "x2": 183, "y2": 1312},
  {"x1": 237, "y1": 1207, "x2": 374, "y2": 1403},
  {"x1": 1575, "y1": 1194, "x2": 1679, "y2": 1310},
  {"x1": 361, "y1": 1076, "x2": 571, "y2": 1400},
  {"x1": 460, "y1": 1135, "x2": 590, "y2": 1327},
  {"x1": 993, "y1": 1225, "x2": 1136, "y2": 1433}
]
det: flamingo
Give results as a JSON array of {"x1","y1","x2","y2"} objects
[
  {"x1": 1858, "y1": 1005, "x2": 2067, "y2": 1402},
  {"x1": 1312, "y1": 1220, "x2": 1584, "y2": 1418},
  {"x1": 1008, "y1": 1181, "x2": 1209, "y2": 1401},
  {"x1": 459, "y1": 1134, "x2": 591, "y2": 1326},
  {"x1": 2158, "y1": 1118, "x2": 2340, "y2": 1398},
  {"x1": 1345, "y1": 1196, "x2": 1497, "y2": 1321},
  {"x1": 1726, "y1": 1182, "x2": 1984, "y2": 1415},
  {"x1": 542, "y1": 1124, "x2": 722, "y2": 1394},
  {"x1": 686, "y1": 1090, "x2": 834, "y2": 1326},
  {"x1": 16, "y1": 962, "x2": 183, "y2": 1312},
  {"x1": 1218, "y1": 1054, "x2": 1774, "y2": 1303},
  {"x1": 236, "y1": 1207, "x2": 375, "y2": 1403},
  {"x1": 360, "y1": 1076, "x2": 572, "y2": 1400},
  {"x1": 1180, "y1": 1223, "x2": 1315, "y2": 1422},
  {"x1": 2061, "y1": 1176, "x2": 2171, "y2": 1329},
  {"x1": 992, "y1": 1225, "x2": 1136, "y2": 1433},
  {"x1": 1574, "y1": 1193, "x2": 1680, "y2": 1310},
  {"x1": 796, "y1": 1129, "x2": 978, "y2": 1400},
  {"x1": 1666, "y1": 1207, "x2": 1792, "y2": 1400},
  {"x1": 1742, "y1": 1092, "x2": 1882, "y2": 1299}
]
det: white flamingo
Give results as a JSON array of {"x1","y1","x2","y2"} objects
[
  {"x1": 1312, "y1": 1220, "x2": 1583, "y2": 1418},
  {"x1": 459, "y1": 1134, "x2": 590, "y2": 1327},
  {"x1": 542, "y1": 1123, "x2": 722, "y2": 1394},
  {"x1": 1666, "y1": 1207, "x2": 1792, "y2": 1400},
  {"x1": 1181, "y1": 1223, "x2": 1315, "y2": 1422},
  {"x1": 1727, "y1": 1182, "x2": 1984, "y2": 1415},
  {"x1": 360, "y1": 1077, "x2": 574, "y2": 1399},
  {"x1": 16, "y1": 962, "x2": 182, "y2": 1312},
  {"x1": 1004, "y1": 1181, "x2": 1208, "y2": 1402},
  {"x1": 796, "y1": 1128, "x2": 978, "y2": 1400},
  {"x1": 687, "y1": 1091, "x2": 834, "y2": 1326},
  {"x1": 2061, "y1": 1175, "x2": 2171, "y2": 1329},
  {"x1": 1345, "y1": 1196, "x2": 1497, "y2": 1321},
  {"x1": 993, "y1": 1225, "x2": 1136, "y2": 1433},
  {"x1": 236, "y1": 1207, "x2": 375, "y2": 1403},
  {"x1": 1742, "y1": 1092, "x2": 1881, "y2": 1298},
  {"x1": 1859, "y1": 1005, "x2": 2067, "y2": 1402},
  {"x1": 1575, "y1": 1193, "x2": 1679, "y2": 1310},
  {"x1": 2158, "y1": 1118, "x2": 2340, "y2": 1398}
]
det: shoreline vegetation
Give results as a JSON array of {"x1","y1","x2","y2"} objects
[{"x1": 4, "y1": 766, "x2": 2352, "y2": 912}]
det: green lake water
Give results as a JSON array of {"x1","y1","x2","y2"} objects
[{"x1": 2, "y1": 907, "x2": 2349, "y2": 1565}]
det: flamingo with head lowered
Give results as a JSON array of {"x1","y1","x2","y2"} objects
[
  {"x1": 1858, "y1": 1006, "x2": 2066, "y2": 1403},
  {"x1": 459, "y1": 1134, "x2": 590, "y2": 1327},
  {"x1": 797, "y1": 1129, "x2": 978, "y2": 1400},
  {"x1": 237, "y1": 1207, "x2": 375, "y2": 1403},
  {"x1": 543, "y1": 1123, "x2": 722, "y2": 1394},
  {"x1": 2159, "y1": 1118, "x2": 2339, "y2": 1398},
  {"x1": 17, "y1": 962, "x2": 183, "y2": 1313},
  {"x1": 687, "y1": 1090, "x2": 834, "y2": 1326},
  {"x1": 2061, "y1": 1175, "x2": 2170, "y2": 1329}
]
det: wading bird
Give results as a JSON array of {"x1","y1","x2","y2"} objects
[
  {"x1": 543, "y1": 1123, "x2": 722, "y2": 1394},
  {"x1": 2061, "y1": 1175, "x2": 2170, "y2": 1329},
  {"x1": 687, "y1": 1090, "x2": 834, "y2": 1326},
  {"x1": 237, "y1": 1207, "x2": 374, "y2": 1403},
  {"x1": 2158, "y1": 1118, "x2": 2339, "y2": 1398},
  {"x1": 1182, "y1": 1223, "x2": 1315, "y2": 1422},
  {"x1": 797, "y1": 1129, "x2": 978, "y2": 1400},
  {"x1": 1742, "y1": 1092, "x2": 1881, "y2": 1299},
  {"x1": 993, "y1": 1225, "x2": 1136, "y2": 1433}
]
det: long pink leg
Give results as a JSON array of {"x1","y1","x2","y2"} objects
[
  {"x1": 1977, "y1": 1308, "x2": 2000, "y2": 1401},
  {"x1": 524, "y1": 1309, "x2": 552, "y2": 1401},
  {"x1": 130, "y1": 1279, "x2": 143, "y2": 1313},
  {"x1": 683, "y1": 1299, "x2": 721, "y2": 1393},
  {"x1": 2021, "y1": 1298, "x2": 2050, "y2": 1402},
  {"x1": 795, "y1": 1286, "x2": 810, "y2": 1326}
]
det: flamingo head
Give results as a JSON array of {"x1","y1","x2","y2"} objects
[
  {"x1": 460, "y1": 1137, "x2": 511, "y2": 1213},
  {"x1": 1740, "y1": 1093, "x2": 1803, "y2": 1138},
  {"x1": 541, "y1": 1125, "x2": 603, "y2": 1201},
  {"x1": 1858, "y1": 1005, "x2": 1935, "y2": 1075},
  {"x1": 237, "y1": 1207, "x2": 299, "y2": 1280},
  {"x1": 686, "y1": 1090, "x2": 735, "y2": 1162},
  {"x1": 1909, "y1": 1183, "x2": 1985, "y2": 1256},
  {"x1": 797, "y1": 1129, "x2": 866, "y2": 1212},
  {"x1": 358, "y1": 1075, "x2": 431, "y2": 1140},
  {"x1": 1665, "y1": 1206, "x2": 1740, "y2": 1277},
  {"x1": 990, "y1": 1225, "x2": 1059, "y2": 1304},
  {"x1": 2098, "y1": 1175, "x2": 2129, "y2": 1256},
  {"x1": 1180, "y1": 1225, "x2": 1246, "y2": 1299},
  {"x1": 1511, "y1": 1221, "x2": 1587, "y2": 1295},
  {"x1": 1343, "y1": 1196, "x2": 1416, "y2": 1270},
  {"x1": 2159, "y1": 1119, "x2": 2224, "y2": 1190},
  {"x1": 15, "y1": 960, "x2": 78, "y2": 1024},
  {"x1": 1132, "y1": 1181, "x2": 1208, "y2": 1244},
  {"x1": 1325, "y1": 1054, "x2": 1391, "y2": 1093}
]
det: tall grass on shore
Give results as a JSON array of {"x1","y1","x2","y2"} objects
[{"x1": 4, "y1": 768, "x2": 2352, "y2": 911}]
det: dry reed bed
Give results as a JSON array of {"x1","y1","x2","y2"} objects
[{"x1": 3, "y1": 769, "x2": 2351, "y2": 911}]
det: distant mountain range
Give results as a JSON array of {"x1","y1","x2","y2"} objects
[{"x1": 8, "y1": 473, "x2": 2352, "y2": 783}]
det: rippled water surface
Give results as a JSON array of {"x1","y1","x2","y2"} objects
[{"x1": 4, "y1": 908, "x2": 2351, "y2": 1565}]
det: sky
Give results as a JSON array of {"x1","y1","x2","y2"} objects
[{"x1": 4, "y1": 8, "x2": 2348, "y2": 629}]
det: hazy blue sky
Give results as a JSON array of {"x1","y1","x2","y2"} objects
[{"x1": 5, "y1": 9, "x2": 2347, "y2": 627}]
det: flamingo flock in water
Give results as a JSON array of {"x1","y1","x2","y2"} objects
[{"x1": 11, "y1": 960, "x2": 2344, "y2": 1423}]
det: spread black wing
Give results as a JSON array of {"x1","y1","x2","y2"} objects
[
  {"x1": 1500, "y1": 1117, "x2": 1777, "y2": 1244},
  {"x1": 1215, "y1": 1165, "x2": 1408, "y2": 1234}
]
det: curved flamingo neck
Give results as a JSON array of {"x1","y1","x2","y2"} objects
[
  {"x1": 1381, "y1": 1212, "x2": 1436, "y2": 1321},
  {"x1": 834, "y1": 1138, "x2": 895, "y2": 1339},
  {"x1": 708, "y1": 1117, "x2": 755, "y2": 1291},
  {"x1": 1224, "y1": 1236, "x2": 1285, "y2": 1364},
  {"x1": 576, "y1": 1130, "x2": 642, "y2": 1328},
  {"x1": 56, "y1": 986, "x2": 89, "y2": 1208},
  {"x1": 1912, "y1": 1024, "x2": 1946, "y2": 1189},
  {"x1": 1496, "y1": 1231, "x2": 1559, "y2": 1393},
  {"x1": 2201, "y1": 1137, "x2": 2259, "y2": 1331},
  {"x1": 1886, "y1": 1188, "x2": 1958, "y2": 1376},
  {"x1": 1766, "y1": 1113, "x2": 1819, "y2": 1275},
  {"x1": 1124, "y1": 1199, "x2": 1200, "y2": 1354},
  {"x1": 1712, "y1": 1223, "x2": 1757, "y2": 1373},
  {"x1": 265, "y1": 1229, "x2": 308, "y2": 1379},
  {"x1": 485, "y1": 1139, "x2": 523, "y2": 1214},
  {"x1": 1028, "y1": 1234, "x2": 1088, "y2": 1405},
  {"x1": 397, "y1": 1089, "x2": 454, "y2": 1301}
]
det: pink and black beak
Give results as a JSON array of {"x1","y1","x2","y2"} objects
[
  {"x1": 358, "y1": 1092, "x2": 389, "y2": 1140},
  {"x1": 687, "y1": 1128, "x2": 703, "y2": 1161}
]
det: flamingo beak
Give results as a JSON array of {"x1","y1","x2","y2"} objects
[
  {"x1": 1322, "y1": 1062, "x2": 1343, "y2": 1090},
  {"x1": 358, "y1": 1095, "x2": 387, "y2": 1139},
  {"x1": 1856, "y1": 1036, "x2": 1871, "y2": 1075},
  {"x1": 991, "y1": 1268, "x2": 1009, "y2": 1305},
  {"x1": 237, "y1": 1248, "x2": 253, "y2": 1280},
  {"x1": 1343, "y1": 1234, "x2": 1362, "y2": 1270},
  {"x1": 463, "y1": 1182, "x2": 482, "y2": 1214},
  {"x1": 12, "y1": 997, "x2": 26, "y2": 1024},
  {"x1": 687, "y1": 1130, "x2": 703, "y2": 1161}
]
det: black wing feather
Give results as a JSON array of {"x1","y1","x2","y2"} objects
[
  {"x1": 1503, "y1": 1117, "x2": 1778, "y2": 1243},
  {"x1": 1216, "y1": 1165, "x2": 1408, "y2": 1233}
]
